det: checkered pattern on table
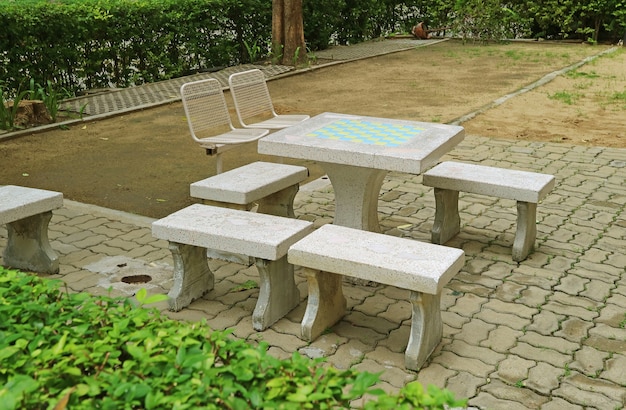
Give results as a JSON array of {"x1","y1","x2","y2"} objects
[{"x1": 306, "y1": 119, "x2": 425, "y2": 147}]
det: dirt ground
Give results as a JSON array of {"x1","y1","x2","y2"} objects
[{"x1": 1, "y1": 40, "x2": 624, "y2": 219}]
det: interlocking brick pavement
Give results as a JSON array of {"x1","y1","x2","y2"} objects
[
  {"x1": 3, "y1": 133, "x2": 624, "y2": 408},
  {"x1": 2, "y1": 35, "x2": 626, "y2": 408}
]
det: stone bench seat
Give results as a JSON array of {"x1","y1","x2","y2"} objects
[
  {"x1": 288, "y1": 224, "x2": 465, "y2": 370},
  {"x1": 152, "y1": 204, "x2": 314, "y2": 330},
  {"x1": 190, "y1": 161, "x2": 309, "y2": 217},
  {"x1": 0, "y1": 185, "x2": 63, "y2": 273},
  {"x1": 190, "y1": 161, "x2": 309, "y2": 264},
  {"x1": 423, "y1": 161, "x2": 555, "y2": 261}
]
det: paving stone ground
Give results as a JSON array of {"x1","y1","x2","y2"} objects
[
  {"x1": 2, "y1": 134, "x2": 624, "y2": 409},
  {"x1": 1, "y1": 39, "x2": 625, "y2": 409}
]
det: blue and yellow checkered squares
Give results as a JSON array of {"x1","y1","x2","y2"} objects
[{"x1": 306, "y1": 119, "x2": 425, "y2": 147}]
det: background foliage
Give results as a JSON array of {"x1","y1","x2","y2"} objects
[
  {"x1": 0, "y1": 0, "x2": 267, "y2": 95},
  {"x1": 0, "y1": 0, "x2": 624, "y2": 97},
  {"x1": 0, "y1": 267, "x2": 466, "y2": 409}
]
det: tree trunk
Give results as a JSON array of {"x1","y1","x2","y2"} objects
[
  {"x1": 272, "y1": 0, "x2": 306, "y2": 66},
  {"x1": 271, "y1": 0, "x2": 284, "y2": 63},
  {"x1": 10, "y1": 100, "x2": 52, "y2": 128},
  {"x1": 594, "y1": 18, "x2": 602, "y2": 42}
]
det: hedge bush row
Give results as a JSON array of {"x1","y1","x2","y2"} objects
[
  {"x1": 0, "y1": 267, "x2": 467, "y2": 409},
  {"x1": 0, "y1": 0, "x2": 484, "y2": 96},
  {"x1": 1, "y1": 0, "x2": 375, "y2": 95},
  {"x1": 0, "y1": 0, "x2": 269, "y2": 95},
  {"x1": 2, "y1": 0, "x2": 624, "y2": 98}
]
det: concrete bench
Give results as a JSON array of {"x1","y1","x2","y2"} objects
[
  {"x1": 0, "y1": 185, "x2": 63, "y2": 274},
  {"x1": 288, "y1": 224, "x2": 465, "y2": 370},
  {"x1": 423, "y1": 161, "x2": 555, "y2": 262},
  {"x1": 190, "y1": 161, "x2": 309, "y2": 264},
  {"x1": 190, "y1": 161, "x2": 308, "y2": 217},
  {"x1": 152, "y1": 203, "x2": 314, "y2": 330}
]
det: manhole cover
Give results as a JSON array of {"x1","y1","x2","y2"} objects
[{"x1": 121, "y1": 275, "x2": 153, "y2": 284}]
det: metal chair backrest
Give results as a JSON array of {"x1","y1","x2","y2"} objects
[
  {"x1": 228, "y1": 69, "x2": 277, "y2": 127},
  {"x1": 180, "y1": 78, "x2": 234, "y2": 143}
]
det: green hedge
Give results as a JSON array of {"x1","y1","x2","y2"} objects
[
  {"x1": 0, "y1": 0, "x2": 270, "y2": 95},
  {"x1": 0, "y1": 0, "x2": 458, "y2": 96},
  {"x1": 0, "y1": 267, "x2": 467, "y2": 409},
  {"x1": 2, "y1": 0, "x2": 623, "y2": 98}
]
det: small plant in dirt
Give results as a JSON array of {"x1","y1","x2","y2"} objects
[
  {"x1": 0, "y1": 82, "x2": 30, "y2": 130},
  {"x1": 243, "y1": 39, "x2": 263, "y2": 63},
  {"x1": 504, "y1": 49, "x2": 524, "y2": 60},
  {"x1": 231, "y1": 279, "x2": 258, "y2": 291},
  {"x1": 28, "y1": 79, "x2": 72, "y2": 122},
  {"x1": 0, "y1": 79, "x2": 71, "y2": 130},
  {"x1": 292, "y1": 46, "x2": 303, "y2": 67},
  {"x1": 566, "y1": 70, "x2": 600, "y2": 79},
  {"x1": 0, "y1": 267, "x2": 466, "y2": 409},
  {"x1": 548, "y1": 90, "x2": 582, "y2": 105},
  {"x1": 610, "y1": 90, "x2": 626, "y2": 107},
  {"x1": 270, "y1": 43, "x2": 284, "y2": 65}
]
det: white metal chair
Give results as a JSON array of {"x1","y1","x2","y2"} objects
[
  {"x1": 180, "y1": 78, "x2": 269, "y2": 173},
  {"x1": 228, "y1": 69, "x2": 309, "y2": 129}
]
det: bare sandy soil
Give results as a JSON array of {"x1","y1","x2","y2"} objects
[
  {"x1": 462, "y1": 47, "x2": 626, "y2": 147},
  {"x1": 0, "y1": 40, "x2": 623, "y2": 218}
]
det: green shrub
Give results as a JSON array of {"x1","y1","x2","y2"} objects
[
  {"x1": 303, "y1": 0, "x2": 345, "y2": 51},
  {"x1": 0, "y1": 0, "x2": 259, "y2": 95},
  {"x1": 0, "y1": 267, "x2": 466, "y2": 409},
  {"x1": 1, "y1": 0, "x2": 625, "y2": 99}
]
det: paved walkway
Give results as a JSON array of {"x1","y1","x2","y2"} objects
[
  {"x1": 58, "y1": 38, "x2": 440, "y2": 117},
  {"x1": 1, "y1": 37, "x2": 440, "y2": 141},
  {"x1": 1, "y1": 38, "x2": 626, "y2": 408}
]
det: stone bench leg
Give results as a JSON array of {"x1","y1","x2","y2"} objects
[
  {"x1": 431, "y1": 188, "x2": 461, "y2": 244},
  {"x1": 512, "y1": 201, "x2": 537, "y2": 262},
  {"x1": 257, "y1": 184, "x2": 299, "y2": 218},
  {"x1": 301, "y1": 268, "x2": 347, "y2": 341},
  {"x1": 167, "y1": 242, "x2": 215, "y2": 311},
  {"x1": 4, "y1": 211, "x2": 59, "y2": 274},
  {"x1": 252, "y1": 256, "x2": 300, "y2": 331},
  {"x1": 406, "y1": 291, "x2": 443, "y2": 371}
]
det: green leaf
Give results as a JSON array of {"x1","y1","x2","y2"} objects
[
  {"x1": 2, "y1": 375, "x2": 39, "y2": 396},
  {"x1": 134, "y1": 288, "x2": 168, "y2": 306},
  {"x1": 64, "y1": 367, "x2": 83, "y2": 377},
  {"x1": 130, "y1": 383, "x2": 151, "y2": 400},
  {"x1": 140, "y1": 293, "x2": 169, "y2": 305},
  {"x1": 145, "y1": 390, "x2": 163, "y2": 410},
  {"x1": 135, "y1": 288, "x2": 148, "y2": 303},
  {"x1": 287, "y1": 391, "x2": 309, "y2": 402},
  {"x1": 51, "y1": 332, "x2": 69, "y2": 356},
  {"x1": 0, "y1": 346, "x2": 20, "y2": 362},
  {"x1": 0, "y1": 391, "x2": 17, "y2": 410}
]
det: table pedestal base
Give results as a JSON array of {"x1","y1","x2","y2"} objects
[{"x1": 322, "y1": 163, "x2": 386, "y2": 232}]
